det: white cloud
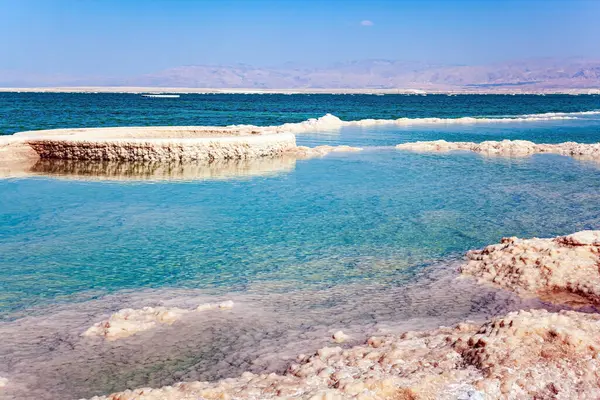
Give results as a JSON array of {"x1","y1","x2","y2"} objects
[{"x1": 360, "y1": 20, "x2": 374, "y2": 27}]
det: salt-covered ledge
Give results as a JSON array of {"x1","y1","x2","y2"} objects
[
  {"x1": 0, "y1": 145, "x2": 362, "y2": 181},
  {"x1": 461, "y1": 231, "x2": 600, "y2": 307},
  {"x1": 85, "y1": 309, "x2": 600, "y2": 400},
  {"x1": 83, "y1": 301, "x2": 234, "y2": 341},
  {"x1": 396, "y1": 139, "x2": 600, "y2": 159},
  {"x1": 23, "y1": 133, "x2": 297, "y2": 162},
  {"x1": 2, "y1": 117, "x2": 366, "y2": 162}
]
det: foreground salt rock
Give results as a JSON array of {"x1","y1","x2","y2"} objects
[
  {"x1": 396, "y1": 139, "x2": 600, "y2": 159},
  {"x1": 83, "y1": 301, "x2": 234, "y2": 340},
  {"x1": 461, "y1": 231, "x2": 600, "y2": 306},
  {"x1": 0, "y1": 377, "x2": 7, "y2": 388},
  {"x1": 85, "y1": 309, "x2": 600, "y2": 400}
]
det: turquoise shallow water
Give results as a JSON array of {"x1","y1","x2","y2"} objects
[
  {"x1": 3, "y1": 150, "x2": 600, "y2": 318},
  {"x1": 1, "y1": 94, "x2": 600, "y2": 318},
  {"x1": 1, "y1": 94, "x2": 600, "y2": 398}
]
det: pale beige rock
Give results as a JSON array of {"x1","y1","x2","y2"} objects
[
  {"x1": 0, "y1": 377, "x2": 7, "y2": 388},
  {"x1": 461, "y1": 231, "x2": 600, "y2": 306},
  {"x1": 84, "y1": 302, "x2": 234, "y2": 340},
  {"x1": 396, "y1": 139, "x2": 600, "y2": 160},
  {"x1": 86, "y1": 309, "x2": 600, "y2": 400},
  {"x1": 0, "y1": 144, "x2": 361, "y2": 181},
  {"x1": 332, "y1": 331, "x2": 350, "y2": 343},
  {"x1": 24, "y1": 133, "x2": 297, "y2": 162}
]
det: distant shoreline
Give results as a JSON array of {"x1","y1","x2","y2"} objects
[{"x1": 0, "y1": 86, "x2": 599, "y2": 95}]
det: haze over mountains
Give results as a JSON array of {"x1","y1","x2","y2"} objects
[{"x1": 2, "y1": 58, "x2": 600, "y2": 91}]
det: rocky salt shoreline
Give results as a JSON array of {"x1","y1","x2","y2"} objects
[
  {"x1": 75, "y1": 231, "x2": 600, "y2": 400},
  {"x1": 85, "y1": 308, "x2": 600, "y2": 400},
  {"x1": 462, "y1": 231, "x2": 600, "y2": 307}
]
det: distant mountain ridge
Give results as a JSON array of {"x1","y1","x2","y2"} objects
[{"x1": 2, "y1": 58, "x2": 600, "y2": 90}]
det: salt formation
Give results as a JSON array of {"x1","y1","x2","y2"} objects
[
  {"x1": 86, "y1": 309, "x2": 600, "y2": 400},
  {"x1": 291, "y1": 145, "x2": 363, "y2": 158},
  {"x1": 461, "y1": 231, "x2": 600, "y2": 306},
  {"x1": 24, "y1": 133, "x2": 297, "y2": 162},
  {"x1": 83, "y1": 301, "x2": 234, "y2": 340},
  {"x1": 0, "y1": 377, "x2": 7, "y2": 388},
  {"x1": 396, "y1": 139, "x2": 600, "y2": 160},
  {"x1": 332, "y1": 330, "x2": 350, "y2": 343}
]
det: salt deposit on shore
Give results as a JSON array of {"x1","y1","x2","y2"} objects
[
  {"x1": 25, "y1": 133, "x2": 297, "y2": 162},
  {"x1": 80, "y1": 230, "x2": 600, "y2": 399},
  {"x1": 396, "y1": 139, "x2": 600, "y2": 159},
  {"x1": 0, "y1": 144, "x2": 361, "y2": 181},
  {"x1": 461, "y1": 231, "x2": 600, "y2": 307},
  {"x1": 86, "y1": 309, "x2": 600, "y2": 400},
  {"x1": 1, "y1": 116, "x2": 368, "y2": 163},
  {"x1": 0, "y1": 377, "x2": 7, "y2": 388},
  {"x1": 83, "y1": 302, "x2": 234, "y2": 340}
]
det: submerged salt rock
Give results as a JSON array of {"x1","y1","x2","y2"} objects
[
  {"x1": 82, "y1": 306, "x2": 191, "y2": 340},
  {"x1": 85, "y1": 301, "x2": 235, "y2": 340},
  {"x1": 332, "y1": 330, "x2": 350, "y2": 343},
  {"x1": 195, "y1": 300, "x2": 234, "y2": 311},
  {"x1": 218, "y1": 300, "x2": 234, "y2": 309},
  {"x1": 0, "y1": 377, "x2": 7, "y2": 388},
  {"x1": 461, "y1": 231, "x2": 600, "y2": 306}
]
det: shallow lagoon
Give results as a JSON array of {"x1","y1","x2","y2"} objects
[{"x1": 1, "y1": 94, "x2": 600, "y2": 398}]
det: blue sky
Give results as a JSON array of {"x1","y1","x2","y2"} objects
[{"x1": 1, "y1": 0, "x2": 599, "y2": 76}]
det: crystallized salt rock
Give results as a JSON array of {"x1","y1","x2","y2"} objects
[
  {"x1": 461, "y1": 230, "x2": 600, "y2": 306},
  {"x1": 0, "y1": 377, "x2": 8, "y2": 388},
  {"x1": 332, "y1": 330, "x2": 350, "y2": 343},
  {"x1": 556, "y1": 230, "x2": 600, "y2": 246},
  {"x1": 85, "y1": 309, "x2": 600, "y2": 400},
  {"x1": 84, "y1": 301, "x2": 235, "y2": 340},
  {"x1": 396, "y1": 139, "x2": 600, "y2": 162}
]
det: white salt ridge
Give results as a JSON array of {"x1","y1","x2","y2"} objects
[
  {"x1": 396, "y1": 139, "x2": 600, "y2": 160},
  {"x1": 83, "y1": 301, "x2": 234, "y2": 340},
  {"x1": 277, "y1": 110, "x2": 599, "y2": 131},
  {"x1": 0, "y1": 377, "x2": 7, "y2": 388},
  {"x1": 255, "y1": 111, "x2": 586, "y2": 133}
]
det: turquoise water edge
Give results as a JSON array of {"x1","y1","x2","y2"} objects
[{"x1": 1, "y1": 93, "x2": 600, "y2": 398}]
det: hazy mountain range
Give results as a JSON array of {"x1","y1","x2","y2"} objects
[{"x1": 2, "y1": 58, "x2": 600, "y2": 91}]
